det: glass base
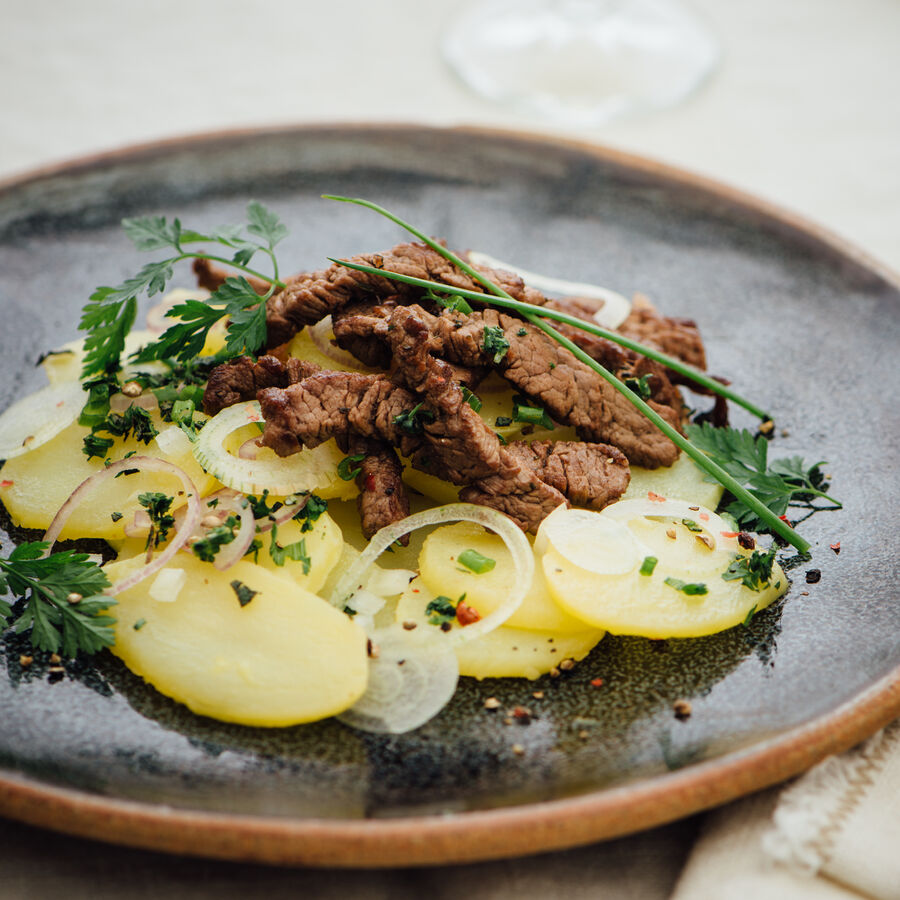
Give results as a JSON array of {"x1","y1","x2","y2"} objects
[{"x1": 442, "y1": 0, "x2": 720, "y2": 126}]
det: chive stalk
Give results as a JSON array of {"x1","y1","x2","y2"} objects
[{"x1": 324, "y1": 195, "x2": 809, "y2": 554}]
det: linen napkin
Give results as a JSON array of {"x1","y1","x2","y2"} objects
[{"x1": 671, "y1": 718, "x2": 900, "y2": 900}]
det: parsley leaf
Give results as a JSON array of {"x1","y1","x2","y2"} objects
[
  {"x1": 0, "y1": 543, "x2": 115, "y2": 657},
  {"x1": 482, "y1": 325, "x2": 510, "y2": 364},
  {"x1": 138, "y1": 492, "x2": 175, "y2": 551},
  {"x1": 722, "y1": 546, "x2": 777, "y2": 591},
  {"x1": 293, "y1": 494, "x2": 328, "y2": 532},
  {"x1": 230, "y1": 580, "x2": 259, "y2": 608},
  {"x1": 425, "y1": 287, "x2": 473, "y2": 315},
  {"x1": 191, "y1": 516, "x2": 238, "y2": 562},
  {"x1": 623, "y1": 374, "x2": 653, "y2": 401},
  {"x1": 685, "y1": 422, "x2": 841, "y2": 533},
  {"x1": 268, "y1": 526, "x2": 312, "y2": 574},
  {"x1": 393, "y1": 401, "x2": 435, "y2": 436},
  {"x1": 426, "y1": 594, "x2": 461, "y2": 626}
]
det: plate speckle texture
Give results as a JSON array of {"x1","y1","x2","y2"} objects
[{"x1": 0, "y1": 127, "x2": 897, "y2": 860}]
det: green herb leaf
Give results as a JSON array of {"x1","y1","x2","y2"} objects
[
  {"x1": 191, "y1": 516, "x2": 238, "y2": 562},
  {"x1": 138, "y1": 491, "x2": 176, "y2": 551},
  {"x1": 0, "y1": 543, "x2": 115, "y2": 656},
  {"x1": 393, "y1": 401, "x2": 435, "y2": 436},
  {"x1": 269, "y1": 526, "x2": 311, "y2": 573},
  {"x1": 457, "y1": 549, "x2": 496, "y2": 574},
  {"x1": 426, "y1": 287, "x2": 473, "y2": 315},
  {"x1": 460, "y1": 386, "x2": 482, "y2": 412},
  {"x1": 721, "y1": 546, "x2": 776, "y2": 591},
  {"x1": 623, "y1": 374, "x2": 653, "y2": 400},
  {"x1": 482, "y1": 325, "x2": 510, "y2": 364},
  {"x1": 230, "y1": 579, "x2": 259, "y2": 608},
  {"x1": 293, "y1": 494, "x2": 328, "y2": 532},
  {"x1": 426, "y1": 594, "x2": 460, "y2": 626}
]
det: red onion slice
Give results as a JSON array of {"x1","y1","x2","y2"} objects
[{"x1": 42, "y1": 456, "x2": 202, "y2": 596}]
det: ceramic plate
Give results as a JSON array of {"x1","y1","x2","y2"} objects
[{"x1": 0, "y1": 126, "x2": 897, "y2": 866}]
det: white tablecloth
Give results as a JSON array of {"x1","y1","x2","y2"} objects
[{"x1": 1, "y1": 1, "x2": 897, "y2": 896}]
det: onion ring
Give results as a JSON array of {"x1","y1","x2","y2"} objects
[
  {"x1": 41, "y1": 456, "x2": 202, "y2": 595},
  {"x1": 329, "y1": 503, "x2": 533, "y2": 645}
]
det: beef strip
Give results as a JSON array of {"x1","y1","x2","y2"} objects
[
  {"x1": 379, "y1": 305, "x2": 681, "y2": 468},
  {"x1": 619, "y1": 296, "x2": 706, "y2": 372},
  {"x1": 263, "y1": 242, "x2": 548, "y2": 347},
  {"x1": 345, "y1": 436, "x2": 410, "y2": 543},
  {"x1": 202, "y1": 355, "x2": 322, "y2": 416}
]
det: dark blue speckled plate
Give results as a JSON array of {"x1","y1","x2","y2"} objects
[{"x1": 0, "y1": 126, "x2": 897, "y2": 866}]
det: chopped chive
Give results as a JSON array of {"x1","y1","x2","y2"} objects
[
  {"x1": 639, "y1": 556, "x2": 658, "y2": 576},
  {"x1": 664, "y1": 577, "x2": 708, "y2": 596},
  {"x1": 457, "y1": 548, "x2": 496, "y2": 574}
]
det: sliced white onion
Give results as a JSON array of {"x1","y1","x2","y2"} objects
[
  {"x1": 535, "y1": 505, "x2": 648, "y2": 576},
  {"x1": 153, "y1": 425, "x2": 191, "y2": 457},
  {"x1": 123, "y1": 508, "x2": 152, "y2": 539},
  {"x1": 600, "y1": 497, "x2": 737, "y2": 551},
  {"x1": 149, "y1": 568, "x2": 186, "y2": 603},
  {"x1": 193, "y1": 400, "x2": 346, "y2": 495},
  {"x1": 468, "y1": 250, "x2": 632, "y2": 328},
  {"x1": 365, "y1": 567, "x2": 417, "y2": 598},
  {"x1": 209, "y1": 495, "x2": 257, "y2": 571},
  {"x1": 308, "y1": 316, "x2": 371, "y2": 371},
  {"x1": 0, "y1": 380, "x2": 85, "y2": 460},
  {"x1": 329, "y1": 503, "x2": 533, "y2": 645},
  {"x1": 41, "y1": 456, "x2": 202, "y2": 596},
  {"x1": 337, "y1": 625, "x2": 460, "y2": 734}
]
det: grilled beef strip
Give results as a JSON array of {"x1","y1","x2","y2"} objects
[
  {"x1": 346, "y1": 436, "x2": 410, "y2": 543},
  {"x1": 202, "y1": 354, "x2": 322, "y2": 416},
  {"x1": 370, "y1": 304, "x2": 682, "y2": 468}
]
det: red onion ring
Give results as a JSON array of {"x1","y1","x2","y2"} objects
[{"x1": 42, "y1": 456, "x2": 202, "y2": 596}]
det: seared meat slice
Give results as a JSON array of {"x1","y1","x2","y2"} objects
[
  {"x1": 333, "y1": 297, "x2": 489, "y2": 389},
  {"x1": 256, "y1": 366, "x2": 567, "y2": 532},
  {"x1": 346, "y1": 437, "x2": 410, "y2": 544},
  {"x1": 202, "y1": 355, "x2": 322, "y2": 416},
  {"x1": 503, "y1": 440, "x2": 630, "y2": 510},
  {"x1": 264, "y1": 242, "x2": 548, "y2": 347},
  {"x1": 619, "y1": 296, "x2": 706, "y2": 372},
  {"x1": 382, "y1": 305, "x2": 681, "y2": 468}
]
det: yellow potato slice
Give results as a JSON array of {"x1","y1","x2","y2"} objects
[
  {"x1": 454, "y1": 625, "x2": 604, "y2": 680},
  {"x1": 624, "y1": 453, "x2": 724, "y2": 510},
  {"x1": 542, "y1": 513, "x2": 787, "y2": 638},
  {"x1": 418, "y1": 521, "x2": 589, "y2": 633},
  {"x1": 106, "y1": 554, "x2": 368, "y2": 726},
  {"x1": 395, "y1": 580, "x2": 602, "y2": 679},
  {"x1": 0, "y1": 421, "x2": 217, "y2": 540},
  {"x1": 255, "y1": 510, "x2": 344, "y2": 594}
]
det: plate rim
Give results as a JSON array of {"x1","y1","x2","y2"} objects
[{"x1": 0, "y1": 122, "x2": 898, "y2": 866}]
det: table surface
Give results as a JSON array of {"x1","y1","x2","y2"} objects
[{"x1": 1, "y1": 1, "x2": 898, "y2": 896}]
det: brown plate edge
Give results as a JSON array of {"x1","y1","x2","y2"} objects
[
  {"x1": 0, "y1": 123, "x2": 898, "y2": 866},
  {"x1": 1, "y1": 668, "x2": 897, "y2": 867}
]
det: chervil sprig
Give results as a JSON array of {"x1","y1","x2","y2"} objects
[
  {"x1": 79, "y1": 201, "x2": 287, "y2": 380},
  {"x1": 0, "y1": 543, "x2": 115, "y2": 657}
]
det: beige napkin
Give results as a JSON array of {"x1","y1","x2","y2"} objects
[{"x1": 671, "y1": 718, "x2": 900, "y2": 900}]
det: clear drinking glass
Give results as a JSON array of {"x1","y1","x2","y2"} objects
[{"x1": 442, "y1": 0, "x2": 720, "y2": 126}]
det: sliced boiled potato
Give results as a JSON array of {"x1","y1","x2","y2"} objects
[
  {"x1": 40, "y1": 329, "x2": 160, "y2": 385},
  {"x1": 418, "y1": 521, "x2": 589, "y2": 633},
  {"x1": 624, "y1": 452, "x2": 724, "y2": 510},
  {"x1": 286, "y1": 322, "x2": 380, "y2": 374},
  {"x1": 395, "y1": 580, "x2": 602, "y2": 679},
  {"x1": 256, "y1": 510, "x2": 344, "y2": 593},
  {"x1": 474, "y1": 373, "x2": 576, "y2": 444},
  {"x1": 106, "y1": 553, "x2": 368, "y2": 726},
  {"x1": 0, "y1": 420, "x2": 217, "y2": 540},
  {"x1": 454, "y1": 625, "x2": 604, "y2": 680},
  {"x1": 541, "y1": 508, "x2": 787, "y2": 638}
]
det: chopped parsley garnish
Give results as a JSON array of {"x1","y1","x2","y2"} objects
[
  {"x1": 457, "y1": 549, "x2": 496, "y2": 574},
  {"x1": 460, "y1": 386, "x2": 482, "y2": 412},
  {"x1": 721, "y1": 546, "x2": 777, "y2": 592},
  {"x1": 494, "y1": 416, "x2": 513, "y2": 428},
  {"x1": 0, "y1": 542, "x2": 115, "y2": 657},
  {"x1": 685, "y1": 422, "x2": 841, "y2": 533},
  {"x1": 230, "y1": 580, "x2": 258, "y2": 608},
  {"x1": 110, "y1": 511, "x2": 123, "y2": 522},
  {"x1": 664, "y1": 577, "x2": 708, "y2": 596},
  {"x1": 82, "y1": 433, "x2": 115, "y2": 460},
  {"x1": 681, "y1": 519, "x2": 703, "y2": 532},
  {"x1": 246, "y1": 490, "x2": 282, "y2": 519},
  {"x1": 133, "y1": 618, "x2": 147, "y2": 631},
  {"x1": 337, "y1": 453, "x2": 366, "y2": 481},
  {"x1": 517, "y1": 327, "x2": 528, "y2": 336},
  {"x1": 482, "y1": 325, "x2": 510, "y2": 364},
  {"x1": 639, "y1": 556, "x2": 658, "y2": 576},
  {"x1": 293, "y1": 494, "x2": 328, "y2": 532},
  {"x1": 393, "y1": 401, "x2": 435, "y2": 436},
  {"x1": 191, "y1": 516, "x2": 238, "y2": 562},
  {"x1": 426, "y1": 593, "x2": 463, "y2": 626},
  {"x1": 742, "y1": 604, "x2": 758, "y2": 627},
  {"x1": 138, "y1": 491, "x2": 175, "y2": 551},
  {"x1": 623, "y1": 374, "x2": 653, "y2": 400},
  {"x1": 269, "y1": 525, "x2": 311, "y2": 574}
]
